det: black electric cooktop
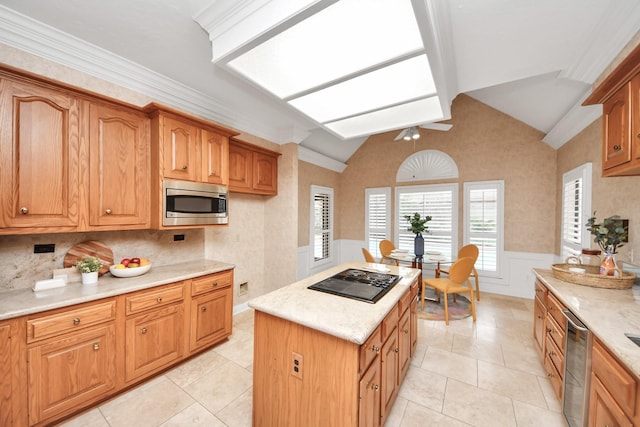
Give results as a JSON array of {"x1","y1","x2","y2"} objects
[{"x1": 307, "y1": 268, "x2": 402, "y2": 303}]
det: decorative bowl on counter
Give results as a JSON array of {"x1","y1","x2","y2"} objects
[{"x1": 109, "y1": 264, "x2": 152, "y2": 278}]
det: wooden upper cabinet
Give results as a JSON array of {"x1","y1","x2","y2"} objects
[
  {"x1": 229, "y1": 138, "x2": 280, "y2": 195},
  {"x1": 201, "y1": 127, "x2": 229, "y2": 185},
  {"x1": 88, "y1": 102, "x2": 150, "y2": 229},
  {"x1": 0, "y1": 78, "x2": 80, "y2": 231},
  {"x1": 161, "y1": 115, "x2": 199, "y2": 182},
  {"x1": 584, "y1": 44, "x2": 640, "y2": 176}
]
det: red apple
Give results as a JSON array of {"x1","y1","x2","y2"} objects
[
  {"x1": 131, "y1": 257, "x2": 141, "y2": 265},
  {"x1": 120, "y1": 258, "x2": 131, "y2": 267}
]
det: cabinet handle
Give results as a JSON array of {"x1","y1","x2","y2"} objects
[
  {"x1": 182, "y1": 165, "x2": 188, "y2": 170},
  {"x1": 201, "y1": 306, "x2": 207, "y2": 312},
  {"x1": 20, "y1": 207, "x2": 28, "y2": 214},
  {"x1": 372, "y1": 345, "x2": 380, "y2": 353},
  {"x1": 372, "y1": 384, "x2": 379, "y2": 390},
  {"x1": 73, "y1": 318, "x2": 80, "y2": 325},
  {"x1": 613, "y1": 145, "x2": 621, "y2": 151},
  {"x1": 394, "y1": 348, "x2": 399, "y2": 353},
  {"x1": 105, "y1": 208, "x2": 112, "y2": 214},
  {"x1": 157, "y1": 297, "x2": 162, "y2": 303},
  {"x1": 141, "y1": 327, "x2": 147, "y2": 334},
  {"x1": 212, "y1": 281, "x2": 218, "y2": 287},
  {"x1": 93, "y1": 343, "x2": 100, "y2": 351}
]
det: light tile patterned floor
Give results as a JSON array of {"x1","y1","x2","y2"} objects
[{"x1": 59, "y1": 292, "x2": 568, "y2": 426}]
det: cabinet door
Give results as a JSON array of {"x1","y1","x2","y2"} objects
[
  {"x1": 410, "y1": 295, "x2": 418, "y2": 357},
  {"x1": 602, "y1": 82, "x2": 632, "y2": 170},
  {"x1": 228, "y1": 143, "x2": 252, "y2": 191},
  {"x1": 398, "y1": 308, "x2": 411, "y2": 383},
  {"x1": 533, "y1": 296, "x2": 545, "y2": 358},
  {"x1": 358, "y1": 357, "x2": 381, "y2": 427},
  {"x1": 252, "y1": 151, "x2": 278, "y2": 194},
  {"x1": 89, "y1": 103, "x2": 149, "y2": 228},
  {"x1": 27, "y1": 324, "x2": 116, "y2": 425},
  {"x1": 189, "y1": 285, "x2": 233, "y2": 352},
  {"x1": 125, "y1": 304, "x2": 184, "y2": 383},
  {"x1": 589, "y1": 374, "x2": 633, "y2": 427},
  {"x1": 0, "y1": 79, "x2": 80, "y2": 229},
  {"x1": 201, "y1": 128, "x2": 228, "y2": 185},
  {"x1": 0, "y1": 323, "x2": 12, "y2": 427},
  {"x1": 162, "y1": 116, "x2": 198, "y2": 181},
  {"x1": 380, "y1": 328, "x2": 399, "y2": 422}
]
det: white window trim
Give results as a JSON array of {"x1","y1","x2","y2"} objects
[
  {"x1": 310, "y1": 185, "x2": 334, "y2": 268},
  {"x1": 463, "y1": 180, "x2": 504, "y2": 279},
  {"x1": 561, "y1": 163, "x2": 592, "y2": 259},
  {"x1": 365, "y1": 187, "x2": 391, "y2": 259},
  {"x1": 394, "y1": 183, "x2": 458, "y2": 260}
]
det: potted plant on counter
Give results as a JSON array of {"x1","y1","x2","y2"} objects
[
  {"x1": 75, "y1": 256, "x2": 103, "y2": 285},
  {"x1": 404, "y1": 212, "x2": 432, "y2": 257},
  {"x1": 586, "y1": 213, "x2": 628, "y2": 276}
]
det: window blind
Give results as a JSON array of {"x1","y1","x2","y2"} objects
[
  {"x1": 313, "y1": 191, "x2": 332, "y2": 261},
  {"x1": 366, "y1": 188, "x2": 390, "y2": 258}
]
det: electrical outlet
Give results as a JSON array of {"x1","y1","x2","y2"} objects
[
  {"x1": 173, "y1": 234, "x2": 185, "y2": 241},
  {"x1": 292, "y1": 352, "x2": 303, "y2": 380},
  {"x1": 34, "y1": 243, "x2": 55, "y2": 253},
  {"x1": 239, "y1": 282, "x2": 249, "y2": 295}
]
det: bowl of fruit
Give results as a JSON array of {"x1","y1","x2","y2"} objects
[{"x1": 109, "y1": 257, "x2": 151, "y2": 278}]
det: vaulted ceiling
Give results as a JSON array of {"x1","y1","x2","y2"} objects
[{"x1": 0, "y1": 0, "x2": 639, "y2": 167}]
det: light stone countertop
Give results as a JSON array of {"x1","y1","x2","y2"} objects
[
  {"x1": 248, "y1": 261, "x2": 421, "y2": 345},
  {"x1": 0, "y1": 259, "x2": 235, "y2": 321},
  {"x1": 534, "y1": 269, "x2": 640, "y2": 378}
]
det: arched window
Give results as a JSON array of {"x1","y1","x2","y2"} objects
[{"x1": 395, "y1": 150, "x2": 459, "y2": 182}]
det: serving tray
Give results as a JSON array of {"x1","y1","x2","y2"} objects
[{"x1": 551, "y1": 263, "x2": 636, "y2": 289}]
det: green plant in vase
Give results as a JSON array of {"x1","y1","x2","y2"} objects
[
  {"x1": 75, "y1": 256, "x2": 103, "y2": 273},
  {"x1": 586, "y1": 213, "x2": 628, "y2": 276},
  {"x1": 404, "y1": 212, "x2": 432, "y2": 257}
]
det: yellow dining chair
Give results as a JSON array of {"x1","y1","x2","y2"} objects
[
  {"x1": 437, "y1": 244, "x2": 480, "y2": 300},
  {"x1": 362, "y1": 248, "x2": 376, "y2": 263},
  {"x1": 422, "y1": 257, "x2": 476, "y2": 325},
  {"x1": 379, "y1": 240, "x2": 399, "y2": 265}
]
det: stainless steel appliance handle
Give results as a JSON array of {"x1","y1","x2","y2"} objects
[{"x1": 562, "y1": 309, "x2": 588, "y2": 332}]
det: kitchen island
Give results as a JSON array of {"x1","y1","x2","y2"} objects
[{"x1": 249, "y1": 262, "x2": 421, "y2": 427}]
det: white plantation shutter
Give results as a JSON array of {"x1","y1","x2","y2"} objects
[
  {"x1": 396, "y1": 184, "x2": 458, "y2": 261},
  {"x1": 561, "y1": 163, "x2": 592, "y2": 260},
  {"x1": 464, "y1": 181, "x2": 504, "y2": 275},
  {"x1": 311, "y1": 186, "x2": 333, "y2": 264},
  {"x1": 366, "y1": 188, "x2": 391, "y2": 259}
]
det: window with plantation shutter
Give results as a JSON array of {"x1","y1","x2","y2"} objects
[
  {"x1": 395, "y1": 184, "x2": 458, "y2": 261},
  {"x1": 311, "y1": 185, "x2": 333, "y2": 264},
  {"x1": 561, "y1": 163, "x2": 592, "y2": 260},
  {"x1": 366, "y1": 188, "x2": 391, "y2": 259},
  {"x1": 464, "y1": 181, "x2": 504, "y2": 276}
]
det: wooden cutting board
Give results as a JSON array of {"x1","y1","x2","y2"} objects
[{"x1": 63, "y1": 240, "x2": 114, "y2": 276}]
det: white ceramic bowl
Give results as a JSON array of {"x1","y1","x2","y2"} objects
[{"x1": 109, "y1": 263, "x2": 152, "y2": 278}]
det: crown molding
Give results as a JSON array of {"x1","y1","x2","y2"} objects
[
  {"x1": 0, "y1": 5, "x2": 289, "y2": 144},
  {"x1": 298, "y1": 146, "x2": 347, "y2": 173}
]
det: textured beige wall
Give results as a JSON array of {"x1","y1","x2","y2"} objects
[
  {"x1": 556, "y1": 120, "x2": 640, "y2": 260},
  {"x1": 337, "y1": 94, "x2": 557, "y2": 253},
  {"x1": 298, "y1": 161, "x2": 342, "y2": 246}
]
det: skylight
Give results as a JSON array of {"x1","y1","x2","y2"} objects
[{"x1": 222, "y1": 0, "x2": 445, "y2": 139}]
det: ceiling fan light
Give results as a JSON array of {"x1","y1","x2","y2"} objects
[
  {"x1": 412, "y1": 131, "x2": 420, "y2": 140},
  {"x1": 403, "y1": 134, "x2": 411, "y2": 141}
]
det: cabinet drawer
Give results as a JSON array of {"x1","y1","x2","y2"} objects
[
  {"x1": 125, "y1": 283, "x2": 185, "y2": 315},
  {"x1": 547, "y1": 292, "x2": 566, "y2": 331},
  {"x1": 191, "y1": 270, "x2": 233, "y2": 296},
  {"x1": 545, "y1": 333, "x2": 564, "y2": 380},
  {"x1": 381, "y1": 305, "x2": 399, "y2": 343},
  {"x1": 360, "y1": 326, "x2": 382, "y2": 373},
  {"x1": 546, "y1": 313, "x2": 565, "y2": 355},
  {"x1": 592, "y1": 339, "x2": 637, "y2": 417},
  {"x1": 27, "y1": 300, "x2": 116, "y2": 343},
  {"x1": 544, "y1": 352, "x2": 563, "y2": 399},
  {"x1": 398, "y1": 288, "x2": 411, "y2": 315}
]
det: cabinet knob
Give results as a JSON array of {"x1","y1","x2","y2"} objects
[
  {"x1": 394, "y1": 348, "x2": 399, "y2": 353},
  {"x1": 372, "y1": 345, "x2": 380, "y2": 353},
  {"x1": 212, "y1": 282, "x2": 218, "y2": 287},
  {"x1": 201, "y1": 306, "x2": 207, "y2": 312},
  {"x1": 156, "y1": 297, "x2": 162, "y2": 303},
  {"x1": 403, "y1": 328, "x2": 409, "y2": 334},
  {"x1": 141, "y1": 327, "x2": 147, "y2": 334},
  {"x1": 613, "y1": 145, "x2": 621, "y2": 151},
  {"x1": 73, "y1": 318, "x2": 80, "y2": 325},
  {"x1": 182, "y1": 165, "x2": 188, "y2": 170},
  {"x1": 20, "y1": 207, "x2": 28, "y2": 214},
  {"x1": 105, "y1": 208, "x2": 112, "y2": 214},
  {"x1": 93, "y1": 343, "x2": 100, "y2": 351},
  {"x1": 372, "y1": 384, "x2": 379, "y2": 390}
]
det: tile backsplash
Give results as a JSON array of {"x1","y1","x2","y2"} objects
[{"x1": 0, "y1": 229, "x2": 204, "y2": 292}]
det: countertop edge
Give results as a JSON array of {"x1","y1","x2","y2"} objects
[
  {"x1": 533, "y1": 268, "x2": 640, "y2": 378},
  {"x1": 0, "y1": 259, "x2": 235, "y2": 321}
]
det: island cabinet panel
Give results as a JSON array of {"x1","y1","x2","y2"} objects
[
  {"x1": 358, "y1": 359, "x2": 381, "y2": 427},
  {"x1": 0, "y1": 77, "x2": 81, "y2": 232},
  {"x1": 87, "y1": 102, "x2": 150, "y2": 229},
  {"x1": 380, "y1": 326, "x2": 399, "y2": 422}
]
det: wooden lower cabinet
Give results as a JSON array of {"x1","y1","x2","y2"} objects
[
  {"x1": 27, "y1": 324, "x2": 116, "y2": 425},
  {"x1": 9, "y1": 268, "x2": 234, "y2": 426},
  {"x1": 253, "y1": 283, "x2": 416, "y2": 427}
]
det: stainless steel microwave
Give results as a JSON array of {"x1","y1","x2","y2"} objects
[{"x1": 162, "y1": 179, "x2": 228, "y2": 226}]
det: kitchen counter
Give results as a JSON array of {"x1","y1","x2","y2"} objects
[
  {"x1": 0, "y1": 259, "x2": 234, "y2": 321},
  {"x1": 534, "y1": 269, "x2": 640, "y2": 377},
  {"x1": 248, "y1": 261, "x2": 421, "y2": 345}
]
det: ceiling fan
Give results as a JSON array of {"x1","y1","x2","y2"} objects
[{"x1": 394, "y1": 123, "x2": 453, "y2": 141}]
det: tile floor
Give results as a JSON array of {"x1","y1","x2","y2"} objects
[{"x1": 59, "y1": 292, "x2": 568, "y2": 427}]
